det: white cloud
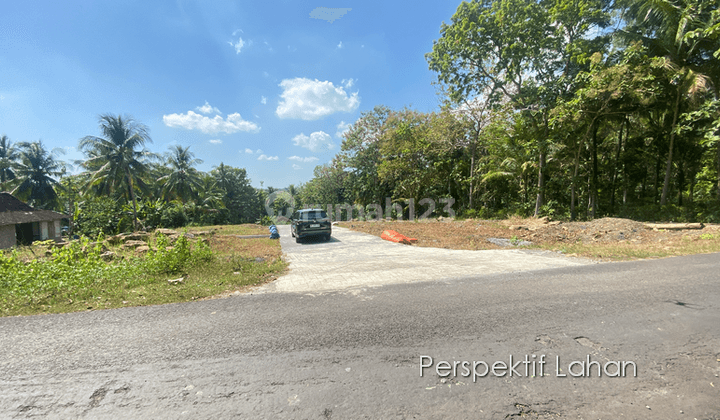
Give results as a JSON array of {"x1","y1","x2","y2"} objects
[
  {"x1": 196, "y1": 101, "x2": 220, "y2": 114},
  {"x1": 257, "y1": 154, "x2": 278, "y2": 161},
  {"x1": 276, "y1": 78, "x2": 359, "y2": 120},
  {"x1": 288, "y1": 156, "x2": 319, "y2": 163},
  {"x1": 337, "y1": 41, "x2": 343, "y2": 49},
  {"x1": 341, "y1": 78, "x2": 354, "y2": 88},
  {"x1": 336, "y1": 120, "x2": 351, "y2": 138},
  {"x1": 163, "y1": 104, "x2": 259, "y2": 134},
  {"x1": 292, "y1": 131, "x2": 334, "y2": 152},
  {"x1": 292, "y1": 164, "x2": 302, "y2": 170},
  {"x1": 209, "y1": 139, "x2": 222, "y2": 144},
  {"x1": 244, "y1": 148, "x2": 254, "y2": 154},
  {"x1": 261, "y1": 96, "x2": 267, "y2": 105},
  {"x1": 309, "y1": 7, "x2": 351, "y2": 23},
  {"x1": 230, "y1": 37, "x2": 245, "y2": 54}
]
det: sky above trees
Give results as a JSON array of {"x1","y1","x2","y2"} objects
[{"x1": 0, "y1": 0, "x2": 460, "y2": 188}]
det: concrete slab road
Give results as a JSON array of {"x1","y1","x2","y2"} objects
[{"x1": 261, "y1": 225, "x2": 595, "y2": 293}]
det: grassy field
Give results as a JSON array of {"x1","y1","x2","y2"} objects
[{"x1": 0, "y1": 225, "x2": 285, "y2": 317}]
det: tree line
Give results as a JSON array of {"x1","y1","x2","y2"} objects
[
  {"x1": 298, "y1": 0, "x2": 720, "y2": 222},
  {"x1": 0, "y1": 115, "x2": 267, "y2": 236}
]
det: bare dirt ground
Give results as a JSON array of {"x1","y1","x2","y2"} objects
[{"x1": 337, "y1": 217, "x2": 720, "y2": 261}]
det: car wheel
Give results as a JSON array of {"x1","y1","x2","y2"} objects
[
  {"x1": 325, "y1": 234, "x2": 331, "y2": 242},
  {"x1": 295, "y1": 236, "x2": 302, "y2": 243}
]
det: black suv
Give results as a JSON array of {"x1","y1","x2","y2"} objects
[{"x1": 290, "y1": 209, "x2": 331, "y2": 242}]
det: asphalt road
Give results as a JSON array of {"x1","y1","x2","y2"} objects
[{"x1": 1, "y1": 254, "x2": 719, "y2": 419}]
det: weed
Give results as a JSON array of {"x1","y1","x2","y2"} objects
[{"x1": 0, "y1": 226, "x2": 286, "y2": 317}]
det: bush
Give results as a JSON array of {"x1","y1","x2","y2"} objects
[
  {"x1": 0, "y1": 234, "x2": 215, "y2": 304},
  {"x1": 74, "y1": 197, "x2": 131, "y2": 237}
]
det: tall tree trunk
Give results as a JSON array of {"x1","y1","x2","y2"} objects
[
  {"x1": 660, "y1": 87, "x2": 682, "y2": 205},
  {"x1": 534, "y1": 149, "x2": 545, "y2": 217},
  {"x1": 469, "y1": 153, "x2": 475, "y2": 209},
  {"x1": 654, "y1": 153, "x2": 661, "y2": 204},
  {"x1": 126, "y1": 168, "x2": 139, "y2": 231},
  {"x1": 586, "y1": 174, "x2": 592, "y2": 219},
  {"x1": 468, "y1": 130, "x2": 479, "y2": 209},
  {"x1": 590, "y1": 122, "x2": 599, "y2": 218},
  {"x1": 677, "y1": 160, "x2": 685, "y2": 206},
  {"x1": 622, "y1": 120, "x2": 629, "y2": 207},
  {"x1": 610, "y1": 119, "x2": 626, "y2": 214},
  {"x1": 534, "y1": 112, "x2": 549, "y2": 217},
  {"x1": 570, "y1": 129, "x2": 584, "y2": 221},
  {"x1": 716, "y1": 141, "x2": 720, "y2": 201},
  {"x1": 571, "y1": 117, "x2": 599, "y2": 221},
  {"x1": 688, "y1": 168, "x2": 695, "y2": 205},
  {"x1": 570, "y1": 143, "x2": 580, "y2": 221}
]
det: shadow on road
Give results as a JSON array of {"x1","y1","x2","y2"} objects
[{"x1": 296, "y1": 236, "x2": 341, "y2": 245}]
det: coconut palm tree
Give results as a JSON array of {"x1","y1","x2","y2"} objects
[
  {"x1": 79, "y1": 114, "x2": 154, "y2": 230},
  {"x1": 158, "y1": 145, "x2": 203, "y2": 203},
  {"x1": 12, "y1": 141, "x2": 64, "y2": 209},
  {"x1": 196, "y1": 173, "x2": 225, "y2": 210},
  {"x1": 622, "y1": 0, "x2": 717, "y2": 204},
  {"x1": 0, "y1": 135, "x2": 19, "y2": 187}
]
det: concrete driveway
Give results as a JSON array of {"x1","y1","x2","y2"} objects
[{"x1": 260, "y1": 225, "x2": 594, "y2": 293}]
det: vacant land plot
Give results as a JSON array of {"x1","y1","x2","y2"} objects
[
  {"x1": 338, "y1": 217, "x2": 720, "y2": 261},
  {"x1": 0, "y1": 224, "x2": 285, "y2": 317}
]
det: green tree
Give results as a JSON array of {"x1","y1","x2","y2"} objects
[
  {"x1": 158, "y1": 145, "x2": 204, "y2": 203},
  {"x1": 377, "y1": 109, "x2": 441, "y2": 205},
  {"x1": 621, "y1": 0, "x2": 719, "y2": 205},
  {"x1": 12, "y1": 141, "x2": 65, "y2": 209},
  {"x1": 79, "y1": 114, "x2": 155, "y2": 230},
  {"x1": 196, "y1": 173, "x2": 226, "y2": 211},
  {"x1": 0, "y1": 135, "x2": 19, "y2": 186},
  {"x1": 211, "y1": 163, "x2": 260, "y2": 223},
  {"x1": 339, "y1": 106, "x2": 392, "y2": 206},
  {"x1": 427, "y1": 0, "x2": 611, "y2": 216}
]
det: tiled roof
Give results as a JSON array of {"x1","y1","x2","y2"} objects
[{"x1": 0, "y1": 192, "x2": 68, "y2": 226}]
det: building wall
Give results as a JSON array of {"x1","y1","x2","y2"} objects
[
  {"x1": 0, "y1": 224, "x2": 16, "y2": 249},
  {"x1": 41, "y1": 221, "x2": 48, "y2": 240}
]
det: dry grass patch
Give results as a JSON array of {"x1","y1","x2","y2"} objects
[
  {"x1": 338, "y1": 218, "x2": 720, "y2": 261},
  {"x1": 187, "y1": 223, "x2": 268, "y2": 236}
]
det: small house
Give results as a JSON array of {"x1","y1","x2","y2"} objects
[{"x1": 0, "y1": 192, "x2": 68, "y2": 248}]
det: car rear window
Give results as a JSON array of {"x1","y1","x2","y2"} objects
[{"x1": 299, "y1": 210, "x2": 327, "y2": 220}]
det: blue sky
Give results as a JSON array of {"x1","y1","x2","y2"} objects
[{"x1": 1, "y1": 1, "x2": 460, "y2": 188}]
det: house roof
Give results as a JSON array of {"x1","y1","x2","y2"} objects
[{"x1": 0, "y1": 192, "x2": 69, "y2": 226}]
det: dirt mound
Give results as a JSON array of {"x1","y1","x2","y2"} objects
[{"x1": 525, "y1": 217, "x2": 649, "y2": 244}]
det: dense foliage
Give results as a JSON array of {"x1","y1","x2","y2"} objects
[
  {"x1": 299, "y1": 0, "x2": 720, "y2": 222},
  {"x1": 2, "y1": 0, "x2": 718, "y2": 227},
  {"x1": 1, "y1": 115, "x2": 268, "y2": 236}
]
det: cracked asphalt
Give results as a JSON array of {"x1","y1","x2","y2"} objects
[{"x1": 0, "y1": 230, "x2": 718, "y2": 418}]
